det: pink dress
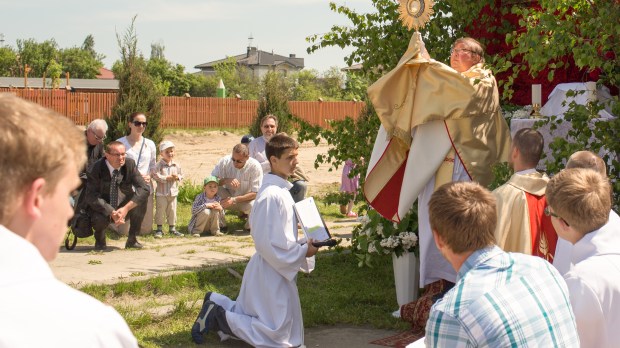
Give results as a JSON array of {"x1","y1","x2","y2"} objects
[{"x1": 340, "y1": 159, "x2": 359, "y2": 193}]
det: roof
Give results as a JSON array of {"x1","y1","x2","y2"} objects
[
  {"x1": 0, "y1": 77, "x2": 119, "y2": 90},
  {"x1": 195, "y1": 47, "x2": 304, "y2": 70},
  {"x1": 96, "y1": 67, "x2": 115, "y2": 79}
]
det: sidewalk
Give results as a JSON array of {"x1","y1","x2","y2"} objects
[{"x1": 50, "y1": 218, "x2": 401, "y2": 348}]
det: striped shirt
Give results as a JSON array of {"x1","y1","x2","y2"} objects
[
  {"x1": 153, "y1": 159, "x2": 183, "y2": 196},
  {"x1": 211, "y1": 155, "x2": 263, "y2": 196},
  {"x1": 187, "y1": 192, "x2": 220, "y2": 233},
  {"x1": 426, "y1": 245, "x2": 579, "y2": 347}
]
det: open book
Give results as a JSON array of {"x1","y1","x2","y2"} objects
[{"x1": 293, "y1": 197, "x2": 335, "y2": 246}]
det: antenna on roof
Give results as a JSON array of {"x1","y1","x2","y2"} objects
[{"x1": 248, "y1": 33, "x2": 254, "y2": 48}]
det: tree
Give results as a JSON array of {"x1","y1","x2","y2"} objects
[
  {"x1": 213, "y1": 57, "x2": 260, "y2": 100},
  {"x1": 320, "y1": 66, "x2": 346, "y2": 100},
  {"x1": 108, "y1": 17, "x2": 163, "y2": 146},
  {"x1": 249, "y1": 71, "x2": 294, "y2": 137},
  {"x1": 0, "y1": 46, "x2": 18, "y2": 76},
  {"x1": 288, "y1": 69, "x2": 322, "y2": 101},
  {"x1": 16, "y1": 38, "x2": 59, "y2": 78},
  {"x1": 60, "y1": 47, "x2": 103, "y2": 79},
  {"x1": 81, "y1": 34, "x2": 105, "y2": 62}
]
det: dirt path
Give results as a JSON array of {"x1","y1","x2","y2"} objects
[{"x1": 164, "y1": 130, "x2": 342, "y2": 191}]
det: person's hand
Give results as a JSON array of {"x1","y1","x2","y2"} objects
[
  {"x1": 111, "y1": 209, "x2": 126, "y2": 226},
  {"x1": 226, "y1": 178, "x2": 240, "y2": 189},
  {"x1": 306, "y1": 238, "x2": 319, "y2": 257},
  {"x1": 221, "y1": 197, "x2": 235, "y2": 209},
  {"x1": 418, "y1": 34, "x2": 431, "y2": 60},
  {"x1": 211, "y1": 202, "x2": 223, "y2": 211},
  {"x1": 166, "y1": 175, "x2": 175, "y2": 182},
  {"x1": 171, "y1": 174, "x2": 179, "y2": 181},
  {"x1": 142, "y1": 174, "x2": 151, "y2": 183}
]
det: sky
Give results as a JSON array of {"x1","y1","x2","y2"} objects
[{"x1": 0, "y1": 0, "x2": 376, "y2": 74}]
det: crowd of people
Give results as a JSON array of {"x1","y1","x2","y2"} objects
[{"x1": 0, "y1": 33, "x2": 617, "y2": 348}]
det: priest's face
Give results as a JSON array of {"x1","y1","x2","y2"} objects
[
  {"x1": 450, "y1": 43, "x2": 479, "y2": 73},
  {"x1": 270, "y1": 148, "x2": 299, "y2": 179}
]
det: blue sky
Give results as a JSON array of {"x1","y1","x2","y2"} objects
[{"x1": 0, "y1": 0, "x2": 375, "y2": 74}]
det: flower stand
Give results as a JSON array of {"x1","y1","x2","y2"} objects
[{"x1": 392, "y1": 252, "x2": 420, "y2": 317}]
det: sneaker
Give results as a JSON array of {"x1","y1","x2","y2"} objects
[
  {"x1": 191, "y1": 299, "x2": 217, "y2": 344},
  {"x1": 171, "y1": 230, "x2": 183, "y2": 237},
  {"x1": 212, "y1": 231, "x2": 224, "y2": 236},
  {"x1": 346, "y1": 212, "x2": 358, "y2": 218},
  {"x1": 192, "y1": 233, "x2": 201, "y2": 238},
  {"x1": 154, "y1": 231, "x2": 163, "y2": 239}
]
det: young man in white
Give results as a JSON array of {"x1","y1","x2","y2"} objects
[
  {"x1": 192, "y1": 133, "x2": 318, "y2": 346},
  {"x1": 0, "y1": 94, "x2": 137, "y2": 347},
  {"x1": 546, "y1": 168, "x2": 620, "y2": 347}
]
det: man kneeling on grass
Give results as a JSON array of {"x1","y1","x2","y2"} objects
[{"x1": 191, "y1": 133, "x2": 319, "y2": 346}]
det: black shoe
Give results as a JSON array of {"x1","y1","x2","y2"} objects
[
  {"x1": 125, "y1": 241, "x2": 143, "y2": 249},
  {"x1": 94, "y1": 243, "x2": 107, "y2": 251},
  {"x1": 191, "y1": 300, "x2": 217, "y2": 344},
  {"x1": 220, "y1": 225, "x2": 228, "y2": 233}
]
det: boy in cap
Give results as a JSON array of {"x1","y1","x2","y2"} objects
[
  {"x1": 187, "y1": 176, "x2": 223, "y2": 237},
  {"x1": 153, "y1": 140, "x2": 183, "y2": 237}
]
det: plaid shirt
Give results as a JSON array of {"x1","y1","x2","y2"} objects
[
  {"x1": 187, "y1": 192, "x2": 220, "y2": 233},
  {"x1": 426, "y1": 246, "x2": 579, "y2": 347}
]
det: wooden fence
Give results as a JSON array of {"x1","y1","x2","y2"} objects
[{"x1": 1, "y1": 88, "x2": 365, "y2": 128}]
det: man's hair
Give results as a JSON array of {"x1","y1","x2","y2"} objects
[
  {"x1": 266, "y1": 133, "x2": 298, "y2": 162},
  {"x1": 454, "y1": 37, "x2": 485, "y2": 63},
  {"x1": 0, "y1": 94, "x2": 86, "y2": 224},
  {"x1": 547, "y1": 168, "x2": 611, "y2": 234},
  {"x1": 566, "y1": 150, "x2": 606, "y2": 176},
  {"x1": 232, "y1": 143, "x2": 249, "y2": 157},
  {"x1": 87, "y1": 118, "x2": 108, "y2": 133},
  {"x1": 429, "y1": 181, "x2": 496, "y2": 253},
  {"x1": 105, "y1": 141, "x2": 125, "y2": 153},
  {"x1": 513, "y1": 128, "x2": 544, "y2": 167},
  {"x1": 261, "y1": 114, "x2": 278, "y2": 126}
]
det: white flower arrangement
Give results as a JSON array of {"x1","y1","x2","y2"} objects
[
  {"x1": 352, "y1": 206, "x2": 419, "y2": 266},
  {"x1": 503, "y1": 105, "x2": 533, "y2": 119}
]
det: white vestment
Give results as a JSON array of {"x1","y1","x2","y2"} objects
[
  {"x1": 211, "y1": 174, "x2": 314, "y2": 347},
  {"x1": 561, "y1": 210, "x2": 620, "y2": 347},
  {"x1": 0, "y1": 225, "x2": 138, "y2": 348}
]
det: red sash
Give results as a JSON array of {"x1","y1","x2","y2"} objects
[{"x1": 525, "y1": 193, "x2": 558, "y2": 261}]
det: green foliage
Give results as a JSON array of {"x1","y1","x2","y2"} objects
[
  {"x1": 46, "y1": 59, "x2": 62, "y2": 88},
  {"x1": 177, "y1": 181, "x2": 203, "y2": 204},
  {"x1": 497, "y1": 0, "x2": 619, "y2": 96},
  {"x1": 249, "y1": 71, "x2": 295, "y2": 137},
  {"x1": 0, "y1": 47, "x2": 18, "y2": 76},
  {"x1": 60, "y1": 46, "x2": 103, "y2": 79},
  {"x1": 16, "y1": 38, "x2": 58, "y2": 77},
  {"x1": 108, "y1": 16, "x2": 164, "y2": 146},
  {"x1": 352, "y1": 207, "x2": 419, "y2": 267},
  {"x1": 288, "y1": 69, "x2": 322, "y2": 101},
  {"x1": 213, "y1": 57, "x2": 260, "y2": 100},
  {"x1": 535, "y1": 98, "x2": 620, "y2": 210}
]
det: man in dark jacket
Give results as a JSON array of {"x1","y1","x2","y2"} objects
[{"x1": 84, "y1": 141, "x2": 149, "y2": 250}]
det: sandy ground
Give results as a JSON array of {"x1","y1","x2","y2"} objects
[{"x1": 164, "y1": 130, "x2": 342, "y2": 192}]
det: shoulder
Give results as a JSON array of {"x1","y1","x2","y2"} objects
[
  {"x1": 246, "y1": 157, "x2": 262, "y2": 170},
  {"x1": 145, "y1": 138, "x2": 156, "y2": 148}
]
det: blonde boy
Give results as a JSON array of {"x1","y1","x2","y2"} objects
[
  {"x1": 153, "y1": 140, "x2": 183, "y2": 237},
  {"x1": 0, "y1": 94, "x2": 137, "y2": 347},
  {"x1": 187, "y1": 176, "x2": 223, "y2": 237}
]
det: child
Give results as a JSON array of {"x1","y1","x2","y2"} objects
[
  {"x1": 340, "y1": 159, "x2": 359, "y2": 217},
  {"x1": 191, "y1": 133, "x2": 319, "y2": 346},
  {"x1": 187, "y1": 176, "x2": 223, "y2": 237},
  {"x1": 153, "y1": 141, "x2": 183, "y2": 237}
]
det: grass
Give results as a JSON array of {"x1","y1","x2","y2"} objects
[{"x1": 79, "y1": 252, "x2": 407, "y2": 347}]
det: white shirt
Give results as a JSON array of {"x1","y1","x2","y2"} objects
[
  {"x1": 562, "y1": 210, "x2": 620, "y2": 348},
  {"x1": 211, "y1": 155, "x2": 263, "y2": 196},
  {"x1": 248, "y1": 136, "x2": 271, "y2": 174},
  {"x1": 217, "y1": 174, "x2": 313, "y2": 347},
  {"x1": 0, "y1": 225, "x2": 138, "y2": 348},
  {"x1": 117, "y1": 136, "x2": 157, "y2": 176}
]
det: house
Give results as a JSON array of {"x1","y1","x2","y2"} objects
[
  {"x1": 194, "y1": 46, "x2": 304, "y2": 79},
  {"x1": 0, "y1": 76, "x2": 118, "y2": 93}
]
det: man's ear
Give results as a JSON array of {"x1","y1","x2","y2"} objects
[
  {"x1": 432, "y1": 229, "x2": 444, "y2": 250},
  {"x1": 22, "y1": 178, "x2": 46, "y2": 219}
]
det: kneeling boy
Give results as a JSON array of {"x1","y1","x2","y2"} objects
[{"x1": 191, "y1": 133, "x2": 318, "y2": 346}]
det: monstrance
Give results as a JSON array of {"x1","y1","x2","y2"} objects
[{"x1": 398, "y1": 0, "x2": 434, "y2": 31}]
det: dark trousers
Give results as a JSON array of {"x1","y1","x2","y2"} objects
[{"x1": 91, "y1": 202, "x2": 147, "y2": 245}]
